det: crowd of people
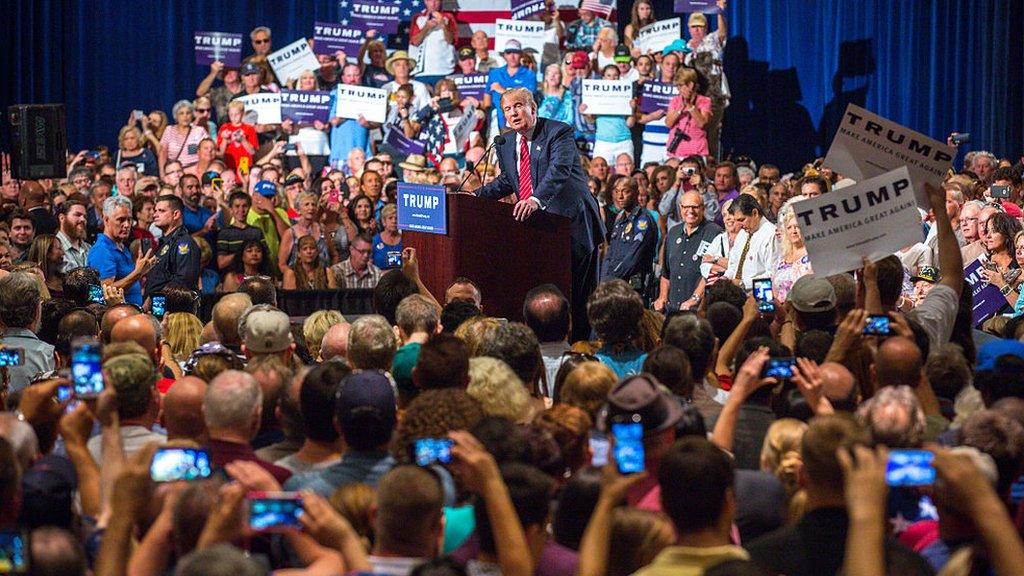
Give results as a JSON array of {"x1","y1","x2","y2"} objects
[{"x1": 3, "y1": 0, "x2": 1024, "y2": 575}]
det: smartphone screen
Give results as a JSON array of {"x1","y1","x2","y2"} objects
[
  {"x1": 0, "y1": 529, "x2": 29, "y2": 574},
  {"x1": 752, "y1": 278, "x2": 775, "y2": 314},
  {"x1": 248, "y1": 492, "x2": 303, "y2": 532},
  {"x1": 612, "y1": 420, "x2": 645, "y2": 474},
  {"x1": 589, "y1": 434, "x2": 611, "y2": 467},
  {"x1": 414, "y1": 438, "x2": 453, "y2": 466},
  {"x1": 886, "y1": 450, "x2": 935, "y2": 487},
  {"x1": 863, "y1": 314, "x2": 891, "y2": 336},
  {"x1": 152, "y1": 295, "x2": 166, "y2": 319},
  {"x1": 151, "y1": 448, "x2": 213, "y2": 482},
  {"x1": 762, "y1": 357, "x2": 796, "y2": 379},
  {"x1": 56, "y1": 385, "x2": 72, "y2": 403},
  {"x1": 88, "y1": 284, "x2": 106, "y2": 304},
  {"x1": 0, "y1": 348, "x2": 24, "y2": 367},
  {"x1": 71, "y1": 338, "x2": 103, "y2": 398}
]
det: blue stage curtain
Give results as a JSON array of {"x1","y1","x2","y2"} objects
[{"x1": 3, "y1": 0, "x2": 1022, "y2": 173}]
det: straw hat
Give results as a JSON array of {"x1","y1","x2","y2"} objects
[
  {"x1": 386, "y1": 51, "x2": 417, "y2": 75},
  {"x1": 399, "y1": 154, "x2": 429, "y2": 172}
]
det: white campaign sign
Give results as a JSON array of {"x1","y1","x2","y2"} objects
[
  {"x1": 581, "y1": 80, "x2": 634, "y2": 116},
  {"x1": 634, "y1": 18, "x2": 681, "y2": 55},
  {"x1": 793, "y1": 166, "x2": 922, "y2": 278},
  {"x1": 493, "y1": 19, "x2": 548, "y2": 57},
  {"x1": 823, "y1": 103, "x2": 955, "y2": 209},
  {"x1": 267, "y1": 38, "x2": 321, "y2": 84},
  {"x1": 237, "y1": 93, "x2": 282, "y2": 124},
  {"x1": 334, "y1": 84, "x2": 388, "y2": 124},
  {"x1": 452, "y1": 106, "x2": 477, "y2": 149}
]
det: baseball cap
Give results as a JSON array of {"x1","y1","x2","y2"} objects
[
  {"x1": 134, "y1": 176, "x2": 159, "y2": 194},
  {"x1": 910, "y1": 266, "x2": 939, "y2": 284},
  {"x1": 457, "y1": 46, "x2": 475, "y2": 61},
  {"x1": 788, "y1": 274, "x2": 837, "y2": 313},
  {"x1": 254, "y1": 180, "x2": 278, "y2": 197},
  {"x1": 502, "y1": 39, "x2": 522, "y2": 54},
  {"x1": 104, "y1": 353, "x2": 157, "y2": 393},
  {"x1": 688, "y1": 13, "x2": 708, "y2": 27},
  {"x1": 241, "y1": 307, "x2": 293, "y2": 353},
  {"x1": 335, "y1": 371, "x2": 397, "y2": 439},
  {"x1": 240, "y1": 62, "x2": 262, "y2": 76},
  {"x1": 614, "y1": 44, "x2": 631, "y2": 63},
  {"x1": 201, "y1": 170, "x2": 221, "y2": 186},
  {"x1": 976, "y1": 339, "x2": 1024, "y2": 372},
  {"x1": 597, "y1": 374, "x2": 683, "y2": 436},
  {"x1": 569, "y1": 51, "x2": 590, "y2": 70},
  {"x1": 283, "y1": 173, "x2": 304, "y2": 187}
]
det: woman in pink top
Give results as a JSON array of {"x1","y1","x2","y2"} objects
[
  {"x1": 158, "y1": 99, "x2": 210, "y2": 177},
  {"x1": 664, "y1": 67, "x2": 711, "y2": 159}
]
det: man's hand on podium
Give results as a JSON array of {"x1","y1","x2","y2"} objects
[{"x1": 512, "y1": 198, "x2": 538, "y2": 221}]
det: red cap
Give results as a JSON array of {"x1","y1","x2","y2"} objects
[{"x1": 569, "y1": 51, "x2": 590, "y2": 70}]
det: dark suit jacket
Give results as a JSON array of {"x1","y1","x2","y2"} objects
[{"x1": 477, "y1": 118, "x2": 604, "y2": 259}]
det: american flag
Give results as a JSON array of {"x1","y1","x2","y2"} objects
[
  {"x1": 421, "y1": 115, "x2": 451, "y2": 168},
  {"x1": 579, "y1": 0, "x2": 615, "y2": 18}
]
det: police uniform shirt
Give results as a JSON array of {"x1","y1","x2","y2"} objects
[
  {"x1": 146, "y1": 225, "x2": 201, "y2": 297},
  {"x1": 602, "y1": 204, "x2": 658, "y2": 282},
  {"x1": 663, "y1": 219, "x2": 723, "y2": 306}
]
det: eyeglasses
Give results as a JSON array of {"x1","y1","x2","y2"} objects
[
  {"x1": 195, "y1": 108, "x2": 210, "y2": 113},
  {"x1": 254, "y1": 38, "x2": 270, "y2": 44},
  {"x1": 681, "y1": 204, "x2": 702, "y2": 210}
]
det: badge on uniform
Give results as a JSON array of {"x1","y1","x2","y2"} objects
[
  {"x1": 178, "y1": 242, "x2": 190, "y2": 255},
  {"x1": 624, "y1": 223, "x2": 633, "y2": 234},
  {"x1": 634, "y1": 233, "x2": 644, "y2": 242},
  {"x1": 676, "y1": 237, "x2": 682, "y2": 244},
  {"x1": 638, "y1": 220, "x2": 648, "y2": 231},
  {"x1": 160, "y1": 245, "x2": 169, "y2": 256}
]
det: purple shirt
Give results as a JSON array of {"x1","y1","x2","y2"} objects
[{"x1": 715, "y1": 188, "x2": 739, "y2": 227}]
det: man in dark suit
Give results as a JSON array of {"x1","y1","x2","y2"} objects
[{"x1": 474, "y1": 88, "x2": 604, "y2": 342}]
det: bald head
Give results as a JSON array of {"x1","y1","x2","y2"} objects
[
  {"x1": 319, "y1": 322, "x2": 351, "y2": 362},
  {"x1": 101, "y1": 304, "x2": 141, "y2": 344},
  {"x1": 111, "y1": 314, "x2": 159, "y2": 361},
  {"x1": 162, "y1": 377, "x2": 208, "y2": 442},
  {"x1": 875, "y1": 336, "x2": 923, "y2": 388},
  {"x1": 820, "y1": 362, "x2": 858, "y2": 410},
  {"x1": 213, "y1": 293, "x2": 253, "y2": 346},
  {"x1": 20, "y1": 181, "x2": 47, "y2": 208}
]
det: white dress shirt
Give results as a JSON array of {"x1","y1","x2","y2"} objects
[{"x1": 724, "y1": 217, "x2": 777, "y2": 290}]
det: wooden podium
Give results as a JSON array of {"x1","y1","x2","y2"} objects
[{"x1": 403, "y1": 193, "x2": 572, "y2": 322}]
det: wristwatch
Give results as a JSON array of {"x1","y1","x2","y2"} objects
[{"x1": 1001, "y1": 284, "x2": 1013, "y2": 296}]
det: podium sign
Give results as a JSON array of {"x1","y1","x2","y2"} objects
[{"x1": 398, "y1": 183, "x2": 447, "y2": 234}]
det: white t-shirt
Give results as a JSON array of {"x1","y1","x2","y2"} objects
[
  {"x1": 412, "y1": 13, "x2": 456, "y2": 76},
  {"x1": 382, "y1": 80, "x2": 432, "y2": 113}
]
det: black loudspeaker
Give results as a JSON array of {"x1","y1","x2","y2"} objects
[{"x1": 8, "y1": 104, "x2": 67, "y2": 180}]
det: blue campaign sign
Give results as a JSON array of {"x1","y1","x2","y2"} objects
[{"x1": 398, "y1": 183, "x2": 447, "y2": 234}]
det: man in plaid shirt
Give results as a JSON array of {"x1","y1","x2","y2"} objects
[
  {"x1": 331, "y1": 233, "x2": 383, "y2": 289},
  {"x1": 565, "y1": 4, "x2": 611, "y2": 51}
]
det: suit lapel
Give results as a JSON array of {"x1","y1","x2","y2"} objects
[{"x1": 503, "y1": 134, "x2": 519, "y2": 189}]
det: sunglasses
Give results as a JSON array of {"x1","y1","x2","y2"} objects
[
  {"x1": 254, "y1": 38, "x2": 270, "y2": 44},
  {"x1": 195, "y1": 108, "x2": 210, "y2": 113}
]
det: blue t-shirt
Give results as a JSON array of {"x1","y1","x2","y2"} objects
[
  {"x1": 372, "y1": 233, "x2": 403, "y2": 270},
  {"x1": 487, "y1": 65, "x2": 536, "y2": 129},
  {"x1": 595, "y1": 345, "x2": 648, "y2": 379},
  {"x1": 182, "y1": 204, "x2": 213, "y2": 235},
  {"x1": 87, "y1": 233, "x2": 142, "y2": 306},
  {"x1": 595, "y1": 115, "x2": 631, "y2": 143},
  {"x1": 328, "y1": 92, "x2": 372, "y2": 166}
]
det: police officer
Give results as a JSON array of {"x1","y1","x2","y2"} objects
[
  {"x1": 146, "y1": 194, "x2": 201, "y2": 300},
  {"x1": 601, "y1": 177, "x2": 658, "y2": 298}
]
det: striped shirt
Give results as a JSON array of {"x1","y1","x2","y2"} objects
[
  {"x1": 159, "y1": 125, "x2": 209, "y2": 168},
  {"x1": 331, "y1": 259, "x2": 382, "y2": 289}
]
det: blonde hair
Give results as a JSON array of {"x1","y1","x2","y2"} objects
[
  {"x1": 118, "y1": 125, "x2": 143, "y2": 151},
  {"x1": 499, "y1": 88, "x2": 537, "y2": 112},
  {"x1": 674, "y1": 67, "x2": 699, "y2": 87},
  {"x1": 559, "y1": 361, "x2": 616, "y2": 421},
  {"x1": 467, "y1": 357, "x2": 532, "y2": 422},
  {"x1": 330, "y1": 482, "x2": 376, "y2": 552},
  {"x1": 454, "y1": 316, "x2": 499, "y2": 356},
  {"x1": 303, "y1": 310, "x2": 345, "y2": 361},
  {"x1": 164, "y1": 312, "x2": 204, "y2": 362},
  {"x1": 760, "y1": 418, "x2": 808, "y2": 521}
]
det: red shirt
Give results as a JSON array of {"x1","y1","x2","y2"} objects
[{"x1": 217, "y1": 123, "x2": 258, "y2": 174}]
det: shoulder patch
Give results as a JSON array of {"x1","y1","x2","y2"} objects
[
  {"x1": 178, "y1": 242, "x2": 190, "y2": 255},
  {"x1": 637, "y1": 219, "x2": 649, "y2": 230}
]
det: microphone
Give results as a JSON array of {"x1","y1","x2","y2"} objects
[{"x1": 453, "y1": 134, "x2": 507, "y2": 195}]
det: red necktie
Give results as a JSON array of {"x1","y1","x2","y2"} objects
[{"x1": 518, "y1": 136, "x2": 533, "y2": 201}]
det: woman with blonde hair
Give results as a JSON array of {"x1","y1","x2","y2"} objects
[
  {"x1": 607, "y1": 508, "x2": 675, "y2": 576},
  {"x1": 303, "y1": 310, "x2": 345, "y2": 361},
  {"x1": 772, "y1": 198, "x2": 813, "y2": 302},
  {"x1": 759, "y1": 418, "x2": 808, "y2": 522},
  {"x1": 454, "y1": 316, "x2": 499, "y2": 356},
  {"x1": 163, "y1": 312, "x2": 204, "y2": 369},
  {"x1": 116, "y1": 125, "x2": 159, "y2": 176}
]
